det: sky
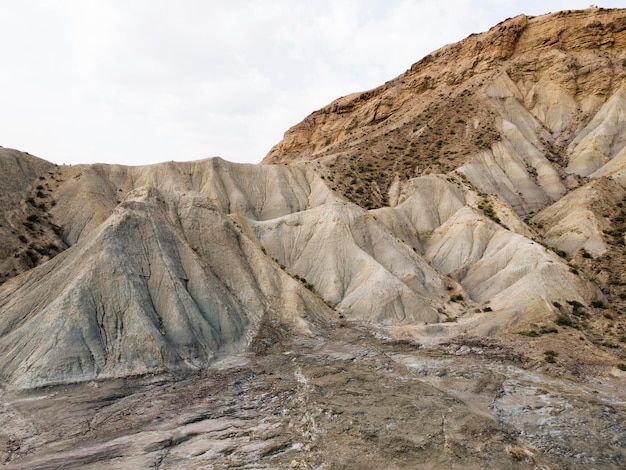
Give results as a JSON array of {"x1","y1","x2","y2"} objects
[{"x1": 0, "y1": 1, "x2": 624, "y2": 166}]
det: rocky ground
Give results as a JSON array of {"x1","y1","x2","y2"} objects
[{"x1": 1, "y1": 325, "x2": 624, "y2": 469}]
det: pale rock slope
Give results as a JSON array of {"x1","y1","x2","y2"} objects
[
  {"x1": 1, "y1": 8, "x2": 626, "y2": 390},
  {"x1": 568, "y1": 87, "x2": 626, "y2": 176},
  {"x1": 0, "y1": 184, "x2": 332, "y2": 388},
  {"x1": 264, "y1": 7, "x2": 626, "y2": 346},
  {"x1": 375, "y1": 175, "x2": 596, "y2": 334},
  {"x1": 248, "y1": 201, "x2": 448, "y2": 325},
  {"x1": 459, "y1": 72, "x2": 566, "y2": 216},
  {"x1": 52, "y1": 158, "x2": 336, "y2": 246},
  {"x1": 0, "y1": 149, "x2": 604, "y2": 388}
]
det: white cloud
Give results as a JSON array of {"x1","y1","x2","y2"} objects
[{"x1": 0, "y1": 0, "x2": 624, "y2": 165}]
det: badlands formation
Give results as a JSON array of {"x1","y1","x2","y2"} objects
[{"x1": 1, "y1": 7, "x2": 626, "y2": 469}]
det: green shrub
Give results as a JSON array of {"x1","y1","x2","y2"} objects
[
  {"x1": 555, "y1": 314, "x2": 573, "y2": 327},
  {"x1": 539, "y1": 326, "x2": 558, "y2": 334},
  {"x1": 518, "y1": 330, "x2": 539, "y2": 337},
  {"x1": 544, "y1": 350, "x2": 558, "y2": 363}
]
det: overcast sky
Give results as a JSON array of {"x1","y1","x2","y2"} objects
[{"x1": 1, "y1": 1, "x2": 623, "y2": 166}]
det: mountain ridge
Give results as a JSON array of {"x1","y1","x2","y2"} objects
[{"x1": 1, "y1": 8, "x2": 626, "y2": 468}]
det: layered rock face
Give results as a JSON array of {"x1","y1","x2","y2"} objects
[
  {"x1": 0, "y1": 148, "x2": 603, "y2": 389},
  {"x1": 264, "y1": 7, "x2": 626, "y2": 354},
  {"x1": 1, "y1": 8, "x2": 626, "y2": 391},
  {"x1": 0, "y1": 156, "x2": 342, "y2": 388}
]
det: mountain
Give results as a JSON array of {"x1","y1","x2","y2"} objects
[
  {"x1": 1, "y1": 7, "x2": 626, "y2": 469},
  {"x1": 264, "y1": 6, "x2": 626, "y2": 364}
]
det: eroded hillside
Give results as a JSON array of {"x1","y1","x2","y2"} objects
[
  {"x1": 264, "y1": 7, "x2": 626, "y2": 372},
  {"x1": 265, "y1": 9, "x2": 626, "y2": 209},
  {"x1": 1, "y1": 7, "x2": 626, "y2": 469}
]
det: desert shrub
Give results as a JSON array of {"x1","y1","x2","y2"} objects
[
  {"x1": 518, "y1": 330, "x2": 539, "y2": 337},
  {"x1": 24, "y1": 249, "x2": 38, "y2": 264},
  {"x1": 544, "y1": 350, "x2": 558, "y2": 363},
  {"x1": 539, "y1": 326, "x2": 558, "y2": 334},
  {"x1": 555, "y1": 313, "x2": 573, "y2": 327}
]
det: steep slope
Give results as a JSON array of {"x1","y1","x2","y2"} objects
[
  {"x1": 0, "y1": 185, "x2": 333, "y2": 388},
  {"x1": 0, "y1": 149, "x2": 64, "y2": 284},
  {"x1": 1, "y1": 8, "x2": 626, "y2": 392},
  {"x1": 264, "y1": 8, "x2": 626, "y2": 210},
  {"x1": 248, "y1": 201, "x2": 449, "y2": 325},
  {"x1": 262, "y1": 7, "x2": 626, "y2": 362},
  {"x1": 50, "y1": 157, "x2": 336, "y2": 246}
]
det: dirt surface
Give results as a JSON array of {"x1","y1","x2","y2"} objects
[{"x1": 2, "y1": 326, "x2": 624, "y2": 469}]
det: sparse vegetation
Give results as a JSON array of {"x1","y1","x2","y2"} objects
[
  {"x1": 518, "y1": 330, "x2": 540, "y2": 337},
  {"x1": 477, "y1": 197, "x2": 501, "y2": 224},
  {"x1": 555, "y1": 313, "x2": 574, "y2": 327},
  {"x1": 518, "y1": 326, "x2": 558, "y2": 337},
  {"x1": 544, "y1": 350, "x2": 558, "y2": 363}
]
